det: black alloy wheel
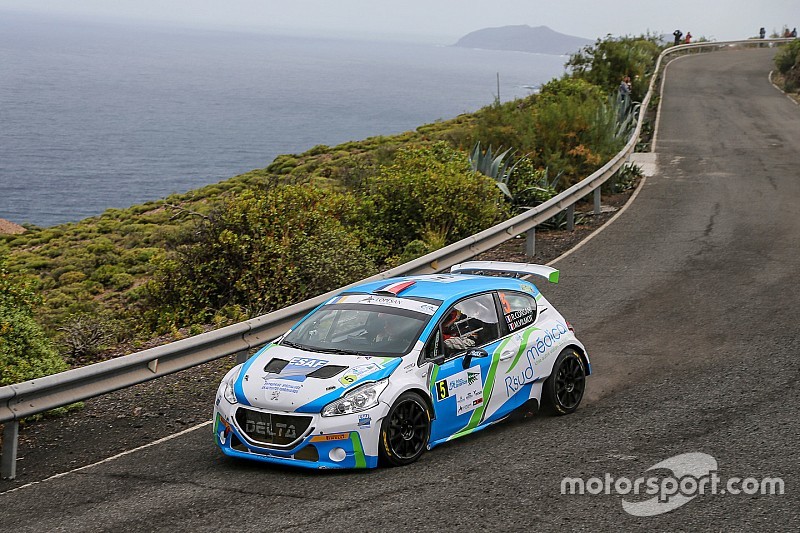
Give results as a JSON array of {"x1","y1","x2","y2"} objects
[
  {"x1": 379, "y1": 391, "x2": 431, "y2": 466},
  {"x1": 543, "y1": 348, "x2": 586, "y2": 415}
]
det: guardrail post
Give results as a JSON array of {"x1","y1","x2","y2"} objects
[
  {"x1": 566, "y1": 204, "x2": 575, "y2": 232},
  {"x1": 593, "y1": 188, "x2": 601, "y2": 215},
  {"x1": 2, "y1": 421, "x2": 19, "y2": 479},
  {"x1": 525, "y1": 228, "x2": 535, "y2": 258}
]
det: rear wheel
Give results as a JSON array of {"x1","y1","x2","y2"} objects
[
  {"x1": 542, "y1": 348, "x2": 586, "y2": 415},
  {"x1": 379, "y1": 391, "x2": 431, "y2": 467}
]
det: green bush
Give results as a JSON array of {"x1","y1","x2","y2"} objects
[
  {"x1": 0, "y1": 254, "x2": 67, "y2": 386},
  {"x1": 368, "y1": 142, "x2": 505, "y2": 252},
  {"x1": 144, "y1": 185, "x2": 377, "y2": 329},
  {"x1": 775, "y1": 40, "x2": 800, "y2": 74},
  {"x1": 567, "y1": 34, "x2": 663, "y2": 100}
]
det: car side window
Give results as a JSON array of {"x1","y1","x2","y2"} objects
[
  {"x1": 424, "y1": 330, "x2": 443, "y2": 362},
  {"x1": 497, "y1": 291, "x2": 537, "y2": 334},
  {"x1": 441, "y1": 293, "x2": 501, "y2": 357}
]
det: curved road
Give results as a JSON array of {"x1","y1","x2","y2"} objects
[{"x1": 2, "y1": 48, "x2": 799, "y2": 531}]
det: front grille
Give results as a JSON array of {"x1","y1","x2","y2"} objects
[{"x1": 234, "y1": 407, "x2": 313, "y2": 447}]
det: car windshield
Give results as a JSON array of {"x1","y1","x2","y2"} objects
[{"x1": 281, "y1": 303, "x2": 430, "y2": 357}]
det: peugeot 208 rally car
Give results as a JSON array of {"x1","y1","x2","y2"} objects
[{"x1": 213, "y1": 261, "x2": 590, "y2": 469}]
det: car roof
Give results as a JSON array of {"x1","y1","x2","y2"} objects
[{"x1": 341, "y1": 273, "x2": 540, "y2": 305}]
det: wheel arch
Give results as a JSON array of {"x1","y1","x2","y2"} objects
[
  {"x1": 396, "y1": 386, "x2": 436, "y2": 420},
  {"x1": 565, "y1": 343, "x2": 592, "y2": 376}
]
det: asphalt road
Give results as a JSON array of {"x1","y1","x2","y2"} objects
[{"x1": 2, "y1": 47, "x2": 799, "y2": 532}]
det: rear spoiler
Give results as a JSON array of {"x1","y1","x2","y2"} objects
[{"x1": 450, "y1": 261, "x2": 560, "y2": 284}]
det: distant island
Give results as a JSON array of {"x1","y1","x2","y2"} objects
[{"x1": 453, "y1": 25, "x2": 593, "y2": 55}]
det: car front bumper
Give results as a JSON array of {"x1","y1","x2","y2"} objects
[{"x1": 213, "y1": 398, "x2": 385, "y2": 470}]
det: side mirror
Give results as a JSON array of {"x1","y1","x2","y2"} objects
[
  {"x1": 463, "y1": 348, "x2": 488, "y2": 369},
  {"x1": 431, "y1": 354, "x2": 446, "y2": 366}
]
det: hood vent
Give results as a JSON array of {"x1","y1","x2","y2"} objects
[
  {"x1": 307, "y1": 365, "x2": 348, "y2": 379},
  {"x1": 264, "y1": 358, "x2": 289, "y2": 374}
]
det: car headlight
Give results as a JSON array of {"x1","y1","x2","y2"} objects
[
  {"x1": 222, "y1": 366, "x2": 242, "y2": 405},
  {"x1": 322, "y1": 379, "x2": 389, "y2": 417}
]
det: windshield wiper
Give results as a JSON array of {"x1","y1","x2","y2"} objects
[
  {"x1": 313, "y1": 347, "x2": 371, "y2": 357},
  {"x1": 280, "y1": 341, "x2": 369, "y2": 356},
  {"x1": 280, "y1": 340, "x2": 316, "y2": 352}
]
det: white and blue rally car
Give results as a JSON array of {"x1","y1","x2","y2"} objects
[{"x1": 214, "y1": 261, "x2": 590, "y2": 469}]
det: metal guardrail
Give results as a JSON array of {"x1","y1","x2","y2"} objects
[{"x1": 1, "y1": 37, "x2": 795, "y2": 479}]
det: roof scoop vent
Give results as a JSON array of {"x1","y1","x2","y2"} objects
[{"x1": 373, "y1": 280, "x2": 416, "y2": 296}]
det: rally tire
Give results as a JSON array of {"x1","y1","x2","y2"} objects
[
  {"x1": 542, "y1": 348, "x2": 586, "y2": 416},
  {"x1": 379, "y1": 391, "x2": 431, "y2": 467}
]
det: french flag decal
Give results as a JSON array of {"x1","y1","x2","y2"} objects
[{"x1": 375, "y1": 280, "x2": 416, "y2": 295}]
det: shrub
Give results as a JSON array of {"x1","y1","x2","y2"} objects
[
  {"x1": 58, "y1": 271, "x2": 87, "y2": 285},
  {"x1": 567, "y1": 34, "x2": 663, "y2": 100},
  {"x1": 144, "y1": 185, "x2": 377, "y2": 329},
  {"x1": 57, "y1": 313, "x2": 113, "y2": 361},
  {"x1": 0, "y1": 254, "x2": 67, "y2": 386},
  {"x1": 774, "y1": 40, "x2": 800, "y2": 74},
  {"x1": 368, "y1": 142, "x2": 505, "y2": 251}
]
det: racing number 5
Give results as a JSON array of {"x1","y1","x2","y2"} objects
[{"x1": 436, "y1": 379, "x2": 449, "y2": 401}]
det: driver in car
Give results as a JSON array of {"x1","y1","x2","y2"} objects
[{"x1": 442, "y1": 309, "x2": 477, "y2": 351}]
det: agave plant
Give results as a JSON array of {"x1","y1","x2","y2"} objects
[
  {"x1": 614, "y1": 93, "x2": 641, "y2": 141},
  {"x1": 513, "y1": 166, "x2": 563, "y2": 209},
  {"x1": 469, "y1": 141, "x2": 521, "y2": 200}
]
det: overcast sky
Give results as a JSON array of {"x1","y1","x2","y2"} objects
[{"x1": 1, "y1": 0, "x2": 797, "y2": 42}]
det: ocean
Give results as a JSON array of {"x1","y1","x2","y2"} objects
[{"x1": 0, "y1": 12, "x2": 567, "y2": 227}]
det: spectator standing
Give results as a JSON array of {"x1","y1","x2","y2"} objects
[
  {"x1": 784, "y1": 28, "x2": 792, "y2": 38},
  {"x1": 685, "y1": 32, "x2": 692, "y2": 44},
  {"x1": 619, "y1": 76, "x2": 631, "y2": 101},
  {"x1": 760, "y1": 27, "x2": 766, "y2": 39},
  {"x1": 792, "y1": 28, "x2": 797, "y2": 38},
  {"x1": 673, "y1": 29, "x2": 683, "y2": 45}
]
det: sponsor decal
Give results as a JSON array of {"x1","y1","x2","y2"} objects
[
  {"x1": 311, "y1": 433, "x2": 349, "y2": 442},
  {"x1": 262, "y1": 379, "x2": 303, "y2": 394},
  {"x1": 505, "y1": 306, "x2": 535, "y2": 332},
  {"x1": 435, "y1": 367, "x2": 484, "y2": 415},
  {"x1": 246, "y1": 419, "x2": 297, "y2": 440},
  {"x1": 264, "y1": 356, "x2": 329, "y2": 384},
  {"x1": 338, "y1": 363, "x2": 380, "y2": 386},
  {"x1": 505, "y1": 322, "x2": 569, "y2": 397},
  {"x1": 215, "y1": 413, "x2": 231, "y2": 444},
  {"x1": 358, "y1": 414, "x2": 372, "y2": 428},
  {"x1": 332, "y1": 294, "x2": 439, "y2": 315}
]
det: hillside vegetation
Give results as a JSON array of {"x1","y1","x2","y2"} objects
[
  {"x1": 774, "y1": 39, "x2": 800, "y2": 95},
  {"x1": 0, "y1": 34, "x2": 663, "y2": 385}
]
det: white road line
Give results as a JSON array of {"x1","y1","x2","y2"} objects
[{"x1": 1, "y1": 420, "x2": 211, "y2": 495}]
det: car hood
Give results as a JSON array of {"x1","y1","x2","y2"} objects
[{"x1": 234, "y1": 344, "x2": 403, "y2": 412}]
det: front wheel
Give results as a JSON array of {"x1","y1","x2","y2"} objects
[
  {"x1": 379, "y1": 391, "x2": 431, "y2": 467},
  {"x1": 542, "y1": 348, "x2": 586, "y2": 415}
]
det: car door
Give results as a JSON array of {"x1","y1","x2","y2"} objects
[
  {"x1": 479, "y1": 290, "x2": 542, "y2": 419},
  {"x1": 425, "y1": 293, "x2": 503, "y2": 443}
]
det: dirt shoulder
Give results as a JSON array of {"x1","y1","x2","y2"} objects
[{"x1": 0, "y1": 184, "x2": 637, "y2": 490}]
